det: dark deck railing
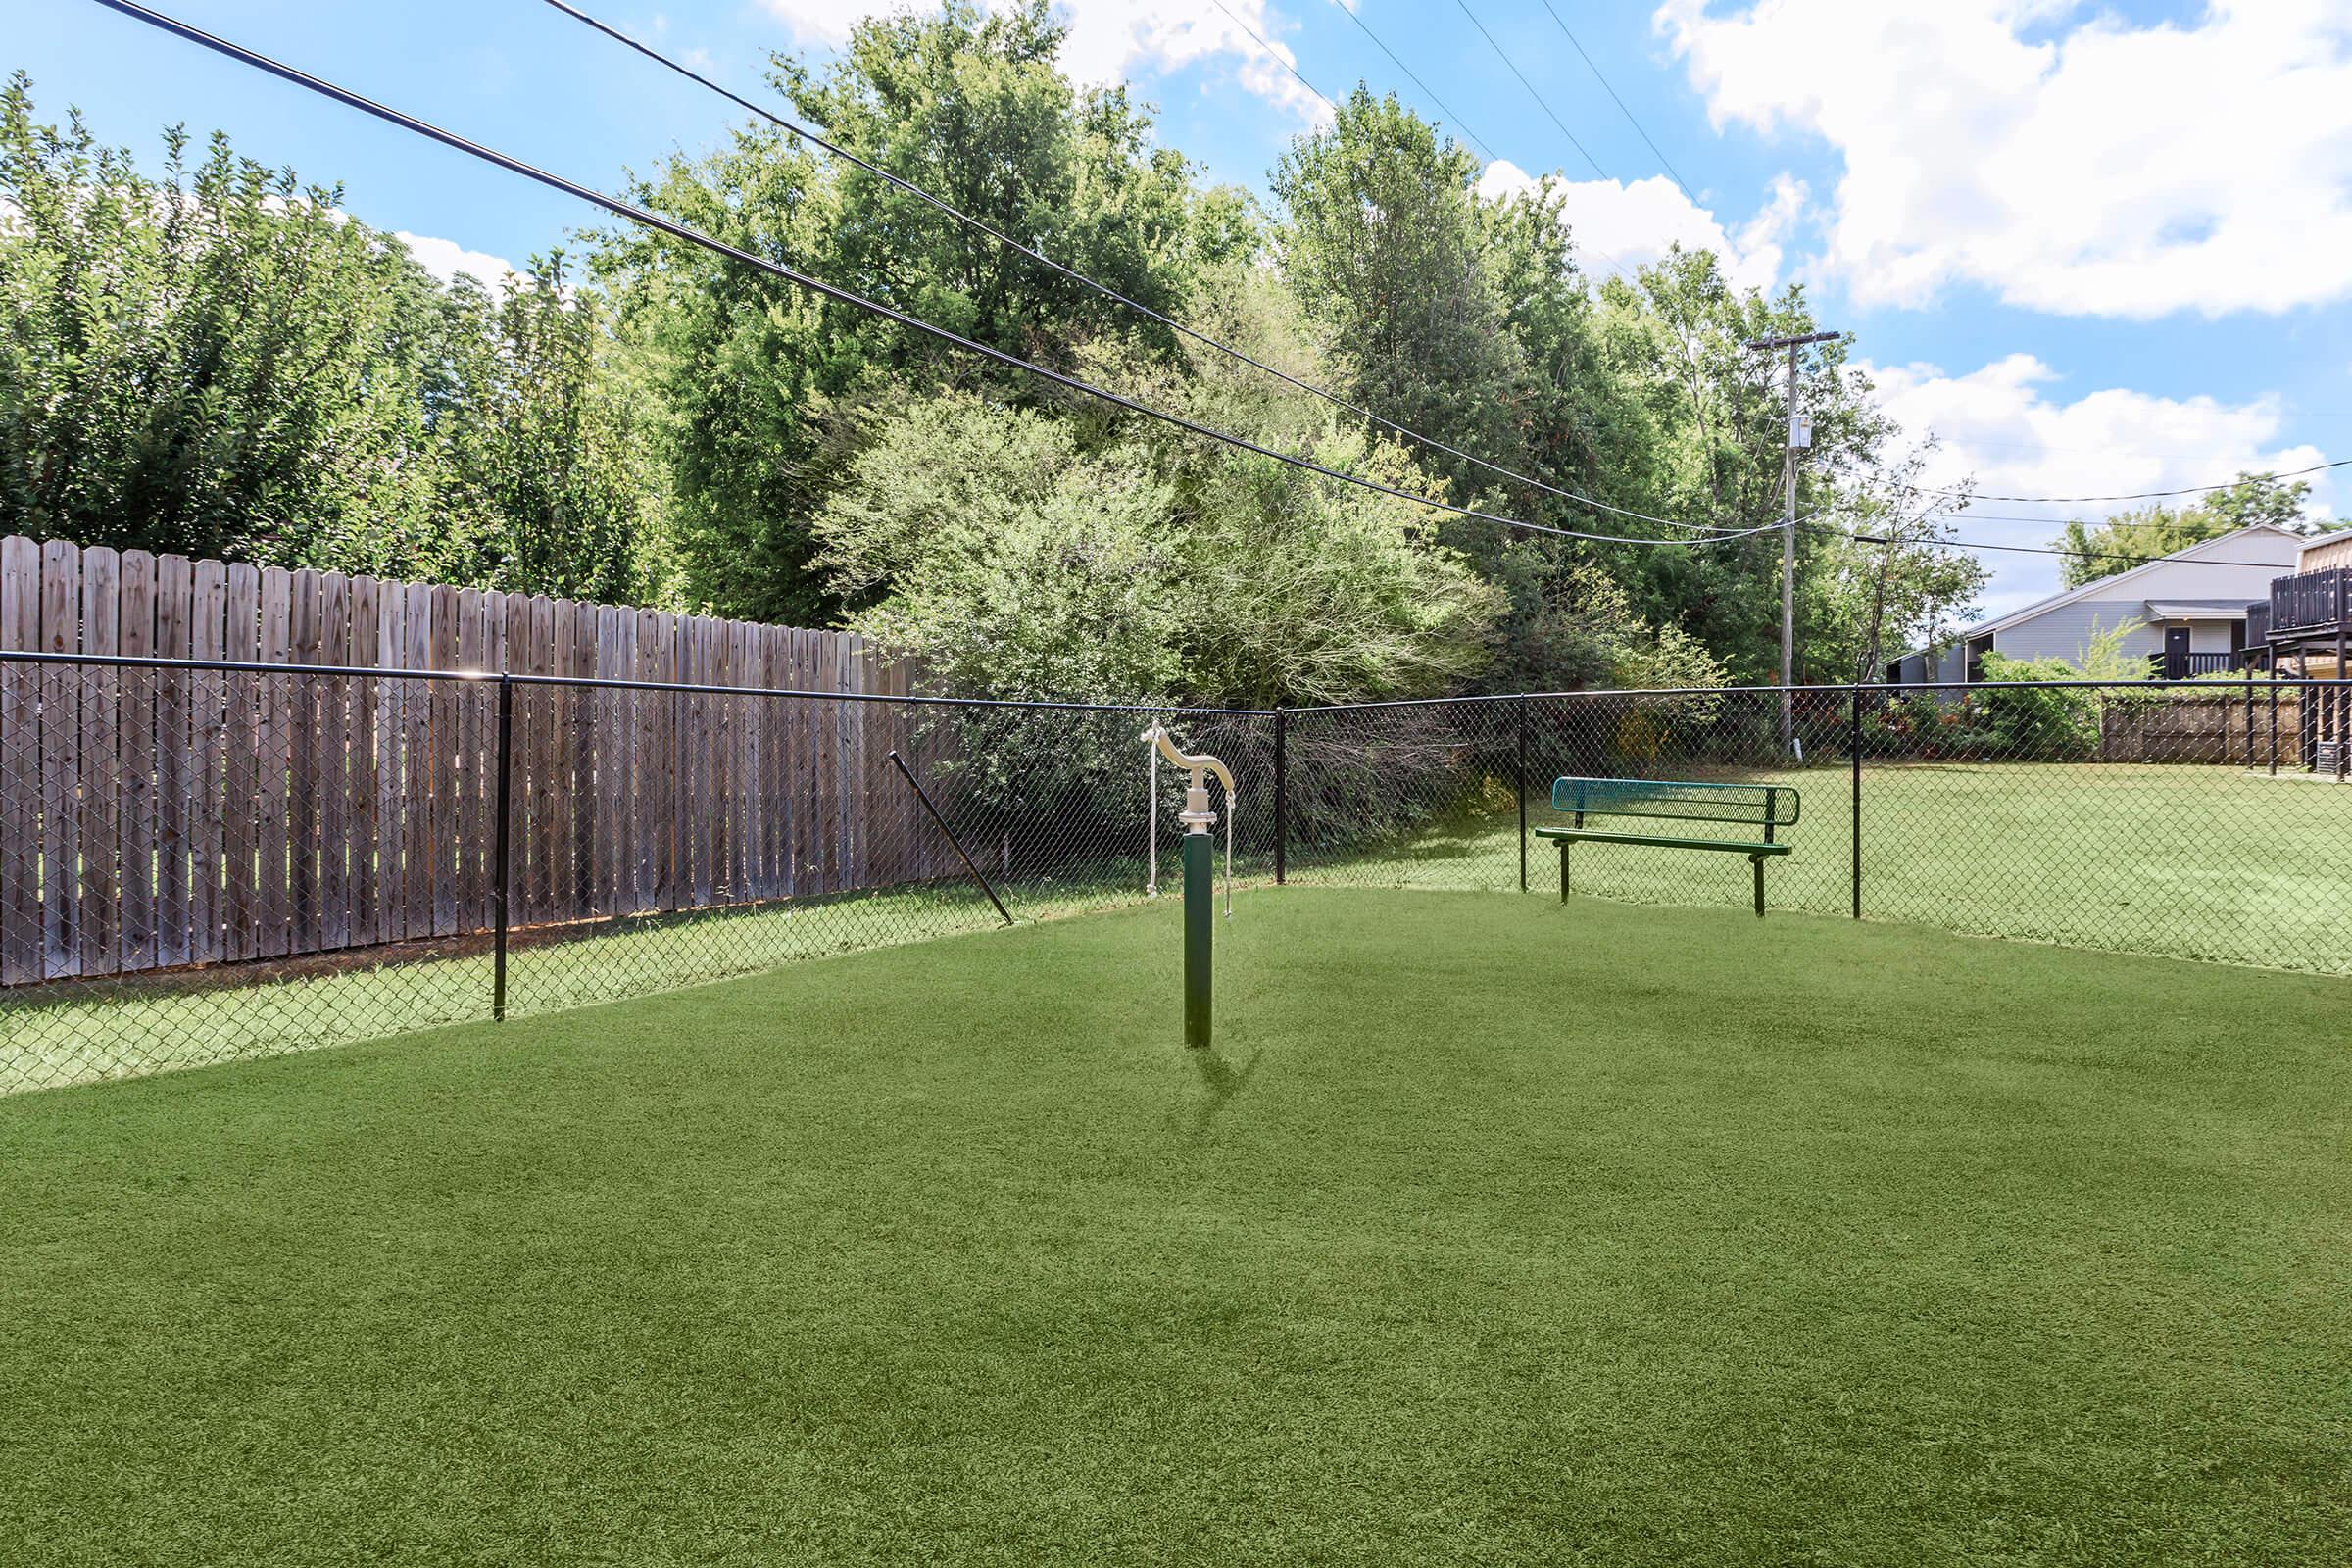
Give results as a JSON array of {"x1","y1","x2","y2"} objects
[
  {"x1": 2268, "y1": 565, "x2": 2347, "y2": 638},
  {"x1": 2146, "y1": 650, "x2": 2258, "y2": 678}
]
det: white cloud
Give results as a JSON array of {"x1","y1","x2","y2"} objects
[
  {"x1": 256, "y1": 198, "x2": 519, "y2": 288},
  {"x1": 756, "y1": 0, "x2": 873, "y2": 46},
  {"x1": 1476, "y1": 160, "x2": 1801, "y2": 291},
  {"x1": 396, "y1": 231, "x2": 519, "y2": 289},
  {"x1": 1657, "y1": 0, "x2": 2352, "y2": 318},
  {"x1": 759, "y1": 0, "x2": 1327, "y2": 121},
  {"x1": 1866, "y1": 352, "x2": 2334, "y2": 613}
]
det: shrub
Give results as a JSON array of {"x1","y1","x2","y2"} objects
[{"x1": 1973, "y1": 653, "x2": 2101, "y2": 759}]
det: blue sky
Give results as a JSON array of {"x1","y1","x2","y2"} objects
[{"x1": 16, "y1": 0, "x2": 2352, "y2": 619}]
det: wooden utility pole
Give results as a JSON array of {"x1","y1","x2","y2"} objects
[{"x1": 1745, "y1": 328, "x2": 1842, "y2": 754}]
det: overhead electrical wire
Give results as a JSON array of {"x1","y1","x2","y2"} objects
[
  {"x1": 595, "y1": 1, "x2": 2132, "y2": 568},
  {"x1": 1328, "y1": 0, "x2": 1498, "y2": 164},
  {"x1": 1818, "y1": 517, "x2": 2324, "y2": 573},
  {"x1": 1452, "y1": 0, "x2": 1609, "y2": 182},
  {"x1": 1203, "y1": 0, "x2": 1334, "y2": 114},
  {"x1": 92, "y1": 0, "x2": 1781, "y2": 552},
  {"x1": 1897, "y1": 457, "x2": 2351, "y2": 505},
  {"x1": 1534, "y1": 1, "x2": 1697, "y2": 203},
  {"x1": 537, "y1": 0, "x2": 1730, "y2": 536}
]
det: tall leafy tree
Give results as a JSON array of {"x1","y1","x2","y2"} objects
[
  {"x1": 595, "y1": 0, "x2": 1228, "y2": 624},
  {"x1": 426, "y1": 254, "x2": 675, "y2": 603},
  {"x1": 1589, "y1": 251, "x2": 1884, "y2": 684},
  {"x1": 0, "y1": 74, "x2": 441, "y2": 564},
  {"x1": 1803, "y1": 450, "x2": 1988, "y2": 682},
  {"x1": 816, "y1": 269, "x2": 1499, "y2": 710},
  {"x1": 0, "y1": 77, "x2": 671, "y2": 599},
  {"x1": 1269, "y1": 89, "x2": 1529, "y2": 501}
]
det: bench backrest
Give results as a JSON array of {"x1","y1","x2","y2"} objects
[{"x1": 1550, "y1": 776, "x2": 1800, "y2": 830}]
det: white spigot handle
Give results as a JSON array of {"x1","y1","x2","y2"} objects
[{"x1": 1142, "y1": 724, "x2": 1236, "y2": 916}]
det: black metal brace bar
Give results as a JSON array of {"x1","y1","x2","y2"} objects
[{"x1": 888, "y1": 751, "x2": 1013, "y2": 926}]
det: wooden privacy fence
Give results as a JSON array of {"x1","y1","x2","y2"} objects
[
  {"x1": 2098, "y1": 688, "x2": 2307, "y2": 764},
  {"x1": 0, "y1": 536, "x2": 959, "y2": 988}
]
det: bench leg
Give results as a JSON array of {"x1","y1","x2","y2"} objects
[
  {"x1": 1751, "y1": 855, "x2": 1765, "y2": 917},
  {"x1": 1559, "y1": 841, "x2": 1571, "y2": 903}
]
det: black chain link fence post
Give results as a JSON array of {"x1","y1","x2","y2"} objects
[
  {"x1": 1516, "y1": 697, "x2": 1530, "y2": 894},
  {"x1": 2270, "y1": 668, "x2": 2280, "y2": 775},
  {"x1": 1273, "y1": 708, "x2": 1287, "y2": 887},
  {"x1": 491, "y1": 672, "x2": 514, "y2": 1023},
  {"x1": 2243, "y1": 664, "x2": 2254, "y2": 772},
  {"x1": 1849, "y1": 685, "x2": 1863, "y2": 919}
]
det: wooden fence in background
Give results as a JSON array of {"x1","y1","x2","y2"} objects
[
  {"x1": 0, "y1": 537, "x2": 957, "y2": 988},
  {"x1": 2098, "y1": 688, "x2": 2307, "y2": 764}
]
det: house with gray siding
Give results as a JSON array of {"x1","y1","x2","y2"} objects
[{"x1": 1890, "y1": 524, "x2": 2304, "y2": 684}]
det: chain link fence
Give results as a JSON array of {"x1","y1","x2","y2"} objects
[
  {"x1": 1286, "y1": 677, "x2": 2352, "y2": 973},
  {"x1": 5, "y1": 654, "x2": 2347, "y2": 1094},
  {"x1": 0, "y1": 653, "x2": 1271, "y2": 1093}
]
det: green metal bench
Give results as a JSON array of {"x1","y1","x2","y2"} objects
[{"x1": 1536, "y1": 776, "x2": 1800, "y2": 917}]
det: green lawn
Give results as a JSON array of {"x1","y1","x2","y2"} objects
[
  {"x1": 5, "y1": 890, "x2": 2346, "y2": 1566},
  {"x1": 1300, "y1": 761, "x2": 2352, "y2": 974}
]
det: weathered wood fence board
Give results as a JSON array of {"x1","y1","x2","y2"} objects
[
  {"x1": 0, "y1": 535, "x2": 956, "y2": 987},
  {"x1": 0, "y1": 536, "x2": 38, "y2": 987},
  {"x1": 2100, "y1": 690, "x2": 2308, "y2": 764}
]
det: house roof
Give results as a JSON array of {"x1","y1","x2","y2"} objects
[
  {"x1": 1943, "y1": 524, "x2": 2303, "y2": 644},
  {"x1": 2143, "y1": 598, "x2": 2259, "y2": 618}
]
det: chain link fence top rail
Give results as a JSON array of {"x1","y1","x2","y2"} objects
[{"x1": 4, "y1": 651, "x2": 2346, "y2": 1094}]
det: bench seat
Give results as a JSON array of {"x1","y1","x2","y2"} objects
[
  {"x1": 1533, "y1": 817, "x2": 1788, "y2": 911},
  {"x1": 1535, "y1": 827, "x2": 1790, "y2": 857}
]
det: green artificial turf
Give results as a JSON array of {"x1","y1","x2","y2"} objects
[{"x1": 4, "y1": 889, "x2": 2347, "y2": 1566}]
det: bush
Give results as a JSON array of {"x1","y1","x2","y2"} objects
[{"x1": 1970, "y1": 654, "x2": 2102, "y2": 759}]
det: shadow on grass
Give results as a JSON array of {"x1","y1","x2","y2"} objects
[{"x1": 1184, "y1": 1044, "x2": 1264, "y2": 1142}]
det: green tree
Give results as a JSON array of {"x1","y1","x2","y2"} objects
[
  {"x1": 1269, "y1": 89, "x2": 1529, "y2": 500},
  {"x1": 1588, "y1": 252, "x2": 1886, "y2": 684},
  {"x1": 0, "y1": 77, "x2": 674, "y2": 600},
  {"x1": 1803, "y1": 449, "x2": 1989, "y2": 683},
  {"x1": 0, "y1": 74, "x2": 442, "y2": 564},
  {"x1": 1503, "y1": 562, "x2": 1729, "y2": 692},
  {"x1": 424, "y1": 255, "x2": 676, "y2": 602},
  {"x1": 2052, "y1": 473, "x2": 2326, "y2": 588},
  {"x1": 595, "y1": 0, "x2": 1228, "y2": 623},
  {"x1": 815, "y1": 270, "x2": 1499, "y2": 710}
]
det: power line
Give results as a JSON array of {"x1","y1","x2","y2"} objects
[
  {"x1": 93, "y1": 0, "x2": 1778, "y2": 554},
  {"x1": 1220, "y1": 0, "x2": 1647, "y2": 292},
  {"x1": 1452, "y1": 0, "x2": 1609, "y2": 182},
  {"x1": 1204, "y1": 0, "x2": 1333, "y2": 113},
  {"x1": 1823, "y1": 518, "x2": 2324, "y2": 573},
  {"x1": 1898, "y1": 457, "x2": 2351, "y2": 505},
  {"x1": 1535, "y1": 1, "x2": 1696, "y2": 203},
  {"x1": 541, "y1": 0, "x2": 1726, "y2": 537},
  {"x1": 1328, "y1": 0, "x2": 1497, "y2": 164}
]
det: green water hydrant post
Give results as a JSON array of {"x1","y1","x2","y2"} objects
[
  {"x1": 1146, "y1": 721, "x2": 1231, "y2": 1052},
  {"x1": 1183, "y1": 828, "x2": 1213, "y2": 1049}
]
